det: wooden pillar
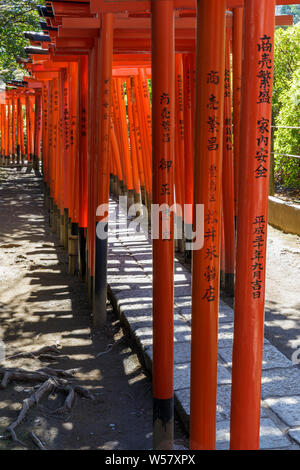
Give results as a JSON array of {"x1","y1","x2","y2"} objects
[
  {"x1": 232, "y1": 7, "x2": 243, "y2": 216},
  {"x1": 93, "y1": 13, "x2": 113, "y2": 328},
  {"x1": 11, "y1": 95, "x2": 16, "y2": 160},
  {"x1": 152, "y1": 0, "x2": 175, "y2": 451},
  {"x1": 190, "y1": 0, "x2": 226, "y2": 450},
  {"x1": 78, "y1": 55, "x2": 89, "y2": 279},
  {"x1": 230, "y1": 0, "x2": 275, "y2": 450},
  {"x1": 222, "y1": 27, "x2": 235, "y2": 296},
  {"x1": 34, "y1": 90, "x2": 42, "y2": 170}
]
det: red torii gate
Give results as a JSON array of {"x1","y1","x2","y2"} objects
[{"x1": 20, "y1": 0, "x2": 299, "y2": 452}]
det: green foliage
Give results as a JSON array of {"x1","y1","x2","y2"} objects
[
  {"x1": 0, "y1": 0, "x2": 43, "y2": 82},
  {"x1": 276, "y1": 5, "x2": 300, "y2": 24},
  {"x1": 273, "y1": 24, "x2": 300, "y2": 120},
  {"x1": 273, "y1": 24, "x2": 300, "y2": 188},
  {"x1": 274, "y1": 68, "x2": 300, "y2": 187}
]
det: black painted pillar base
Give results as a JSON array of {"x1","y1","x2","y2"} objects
[
  {"x1": 78, "y1": 227, "x2": 86, "y2": 281},
  {"x1": 220, "y1": 268, "x2": 225, "y2": 290},
  {"x1": 153, "y1": 397, "x2": 174, "y2": 450},
  {"x1": 63, "y1": 209, "x2": 69, "y2": 250},
  {"x1": 225, "y1": 272, "x2": 235, "y2": 297},
  {"x1": 88, "y1": 271, "x2": 94, "y2": 307},
  {"x1": 16, "y1": 145, "x2": 20, "y2": 165}
]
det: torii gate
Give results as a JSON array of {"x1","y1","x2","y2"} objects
[{"x1": 21, "y1": 0, "x2": 300, "y2": 452}]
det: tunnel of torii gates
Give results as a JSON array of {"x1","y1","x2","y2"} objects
[{"x1": 0, "y1": 0, "x2": 299, "y2": 451}]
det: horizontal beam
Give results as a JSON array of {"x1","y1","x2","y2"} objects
[{"x1": 90, "y1": 0, "x2": 300, "y2": 13}]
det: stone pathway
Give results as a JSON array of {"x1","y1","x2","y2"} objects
[{"x1": 107, "y1": 198, "x2": 300, "y2": 450}]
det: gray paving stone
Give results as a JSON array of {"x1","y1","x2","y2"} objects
[
  {"x1": 173, "y1": 362, "x2": 231, "y2": 391},
  {"x1": 261, "y1": 367, "x2": 300, "y2": 398},
  {"x1": 110, "y1": 275, "x2": 151, "y2": 285},
  {"x1": 219, "y1": 301, "x2": 234, "y2": 323},
  {"x1": 219, "y1": 343, "x2": 293, "y2": 370},
  {"x1": 108, "y1": 268, "x2": 146, "y2": 280},
  {"x1": 114, "y1": 285, "x2": 152, "y2": 300},
  {"x1": 178, "y1": 307, "x2": 191, "y2": 324},
  {"x1": 120, "y1": 308, "x2": 152, "y2": 321},
  {"x1": 108, "y1": 198, "x2": 299, "y2": 448},
  {"x1": 118, "y1": 300, "x2": 152, "y2": 312},
  {"x1": 218, "y1": 324, "x2": 234, "y2": 349},
  {"x1": 265, "y1": 396, "x2": 300, "y2": 427},
  {"x1": 216, "y1": 418, "x2": 292, "y2": 450},
  {"x1": 288, "y1": 428, "x2": 300, "y2": 445},
  {"x1": 259, "y1": 418, "x2": 292, "y2": 449},
  {"x1": 174, "y1": 385, "x2": 232, "y2": 423},
  {"x1": 126, "y1": 246, "x2": 152, "y2": 254},
  {"x1": 173, "y1": 284, "x2": 192, "y2": 297},
  {"x1": 173, "y1": 323, "x2": 191, "y2": 343},
  {"x1": 174, "y1": 272, "x2": 192, "y2": 283},
  {"x1": 218, "y1": 324, "x2": 270, "y2": 350},
  {"x1": 175, "y1": 300, "x2": 234, "y2": 324},
  {"x1": 133, "y1": 326, "x2": 153, "y2": 349},
  {"x1": 122, "y1": 315, "x2": 152, "y2": 333},
  {"x1": 130, "y1": 253, "x2": 153, "y2": 262}
]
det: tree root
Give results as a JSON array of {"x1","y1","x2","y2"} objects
[
  {"x1": 30, "y1": 431, "x2": 47, "y2": 450},
  {"x1": 0, "y1": 367, "x2": 95, "y2": 447},
  {"x1": 0, "y1": 367, "x2": 77, "y2": 389},
  {"x1": 8, "y1": 345, "x2": 62, "y2": 360}
]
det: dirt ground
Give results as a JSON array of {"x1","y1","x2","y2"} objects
[
  {"x1": 0, "y1": 167, "x2": 187, "y2": 450},
  {"x1": 264, "y1": 224, "x2": 300, "y2": 361},
  {"x1": 0, "y1": 167, "x2": 299, "y2": 450}
]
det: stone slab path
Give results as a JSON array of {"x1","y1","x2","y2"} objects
[{"x1": 107, "y1": 198, "x2": 300, "y2": 450}]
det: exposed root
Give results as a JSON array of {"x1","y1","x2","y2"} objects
[
  {"x1": 96, "y1": 343, "x2": 115, "y2": 358},
  {"x1": 6, "y1": 378, "x2": 57, "y2": 446},
  {"x1": 8, "y1": 345, "x2": 61, "y2": 360},
  {"x1": 41, "y1": 367, "x2": 78, "y2": 378},
  {"x1": 30, "y1": 431, "x2": 47, "y2": 450},
  {"x1": 0, "y1": 368, "x2": 52, "y2": 389},
  {"x1": 0, "y1": 367, "x2": 95, "y2": 447}
]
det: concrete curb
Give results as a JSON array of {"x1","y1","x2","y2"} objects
[{"x1": 269, "y1": 196, "x2": 300, "y2": 236}]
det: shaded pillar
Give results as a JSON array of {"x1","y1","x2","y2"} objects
[
  {"x1": 93, "y1": 13, "x2": 113, "y2": 328},
  {"x1": 190, "y1": 0, "x2": 226, "y2": 450},
  {"x1": 151, "y1": 0, "x2": 175, "y2": 451},
  {"x1": 230, "y1": 0, "x2": 275, "y2": 450},
  {"x1": 222, "y1": 27, "x2": 235, "y2": 296},
  {"x1": 232, "y1": 7, "x2": 243, "y2": 216}
]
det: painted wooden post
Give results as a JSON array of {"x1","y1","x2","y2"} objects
[
  {"x1": 230, "y1": 0, "x2": 275, "y2": 450},
  {"x1": 190, "y1": 0, "x2": 226, "y2": 450},
  {"x1": 232, "y1": 7, "x2": 243, "y2": 216},
  {"x1": 222, "y1": 27, "x2": 235, "y2": 296},
  {"x1": 151, "y1": 0, "x2": 175, "y2": 451},
  {"x1": 94, "y1": 13, "x2": 114, "y2": 328}
]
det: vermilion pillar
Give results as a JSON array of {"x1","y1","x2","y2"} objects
[
  {"x1": 190, "y1": 0, "x2": 226, "y2": 450},
  {"x1": 7, "y1": 99, "x2": 11, "y2": 162},
  {"x1": 183, "y1": 53, "x2": 194, "y2": 256},
  {"x1": 34, "y1": 90, "x2": 42, "y2": 170},
  {"x1": 16, "y1": 97, "x2": 21, "y2": 164},
  {"x1": 232, "y1": 7, "x2": 243, "y2": 216},
  {"x1": 152, "y1": 0, "x2": 175, "y2": 450},
  {"x1": 78, "y1": 55, "x2": 89, "y2": 279},
  {"x1": 94, "y1": 13, "x2": 113, "y2": 328},
  {"x1": 11, "y1": 95, "x2": 16, "y2": 160},
  {"x1": 222, "y1": 27, "x2": 235, "y2": 296},
  {"x1": 230, "y1": 0, "x2": 275, "y2": 450}
]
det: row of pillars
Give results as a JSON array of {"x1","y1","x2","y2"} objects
[
  {"x1": 3, "y1": 0, "x2": 278, "y2": 450},
  {"x1": 0, "y1": 88, "x2": 41, "y2": 170}
]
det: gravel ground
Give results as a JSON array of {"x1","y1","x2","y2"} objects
[{"x1": 0, "y1": 167, "x2": 187, "y2": 450}]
